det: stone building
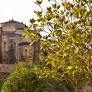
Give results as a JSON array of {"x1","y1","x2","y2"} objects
[{"x1": 0, "y1": 19, "x2": 33, "y2": 64}]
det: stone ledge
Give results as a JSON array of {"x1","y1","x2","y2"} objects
[{"x1": 0, "y1": 64, "x2": 15, "y2": 73}]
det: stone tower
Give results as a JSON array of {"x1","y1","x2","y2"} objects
[{"x1": 0, "y1": 20, "x2": 33, "y2": 64}]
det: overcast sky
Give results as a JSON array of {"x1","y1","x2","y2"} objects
[{"x1": 0, "y1": 0, "x2": 49, "y2": 25}]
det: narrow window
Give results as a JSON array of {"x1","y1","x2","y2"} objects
[{"x1": 4, "y1": 42, "x2": 6, "y2": 51}]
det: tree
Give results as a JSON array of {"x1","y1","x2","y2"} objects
[{"x1": 25, "y1": 0, "x2": 92, "y2": 91}]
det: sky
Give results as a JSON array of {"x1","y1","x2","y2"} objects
[{"x1": 0, "y1": 0, "x2": 49, "y2": 25}]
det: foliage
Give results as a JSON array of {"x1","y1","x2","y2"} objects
[
  {"x1": 24, "y1": 0, "x2": 92, "y2": 90},
  {"x1": 0, "y1": 80, "x2": 4, "y2": 92},
  {"x1": 2, "y1": 0, "x2": 92, "y2": 91},
  {"x1": 1, "y1": 63, "x2": 72, "y2": 92}
]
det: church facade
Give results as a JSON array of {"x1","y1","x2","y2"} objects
[{"x1": 0, "y1": 20, "x2": 33, "y2": 64}]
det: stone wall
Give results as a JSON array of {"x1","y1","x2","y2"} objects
[
  {"x1": 0, "y1": 64, "x2": 14, "y2": 73},
  {"x1": 0, "y1": 64, "x2": 14, "y2": 80},
  {"x1": 78, "y1": 81, "x2": 92, "y2": 92}
]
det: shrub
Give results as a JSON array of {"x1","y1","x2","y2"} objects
[
  {"x1": 1, "y1": 62, "x2": 72, "y2": 92},
  {"x1": 0, "y1": 80, "x2": 4, "y2": 91},
  {"x1": 1, "y1": 63, "x2": 38, "y2": 92}
]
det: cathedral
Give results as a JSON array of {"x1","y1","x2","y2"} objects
[{"x1": 0, "y1": 19, "x2": 33, "y2": 64}]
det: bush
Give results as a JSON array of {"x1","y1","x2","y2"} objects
[
  {"x1": 0, "y1": 80, "x2": 4, "y2": 91},
  {"x1": 1, "y1": 62, "x2": 72, "y2": 92}
]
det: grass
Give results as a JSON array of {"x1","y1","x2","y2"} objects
[{"x1": 0, "y1": 80, "x2": 4, "y2": 92}]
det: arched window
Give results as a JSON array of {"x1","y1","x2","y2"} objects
[
  {"x1": 4, "y1": 42, "x2": 6, "y2": 51},
  {"x1": 25, "y1": 48, "x2": 28, "y2": 57},
  {"x1": 14, "y1": 42, "x2": 16, "y2": 47}
]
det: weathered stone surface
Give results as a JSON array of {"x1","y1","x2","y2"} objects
[
  {"x1": 74, "y1": 81, "x2": 92, "y2": 92},
  {"x1": 0, "y1": 64, "x2": 14, "y2": 79},
  {"x1": 0, "y1": 20, "x2": 33, "y2": 64},
  {"x1": 0, "y1": 64, "x2": 14, "y2": 73}
]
